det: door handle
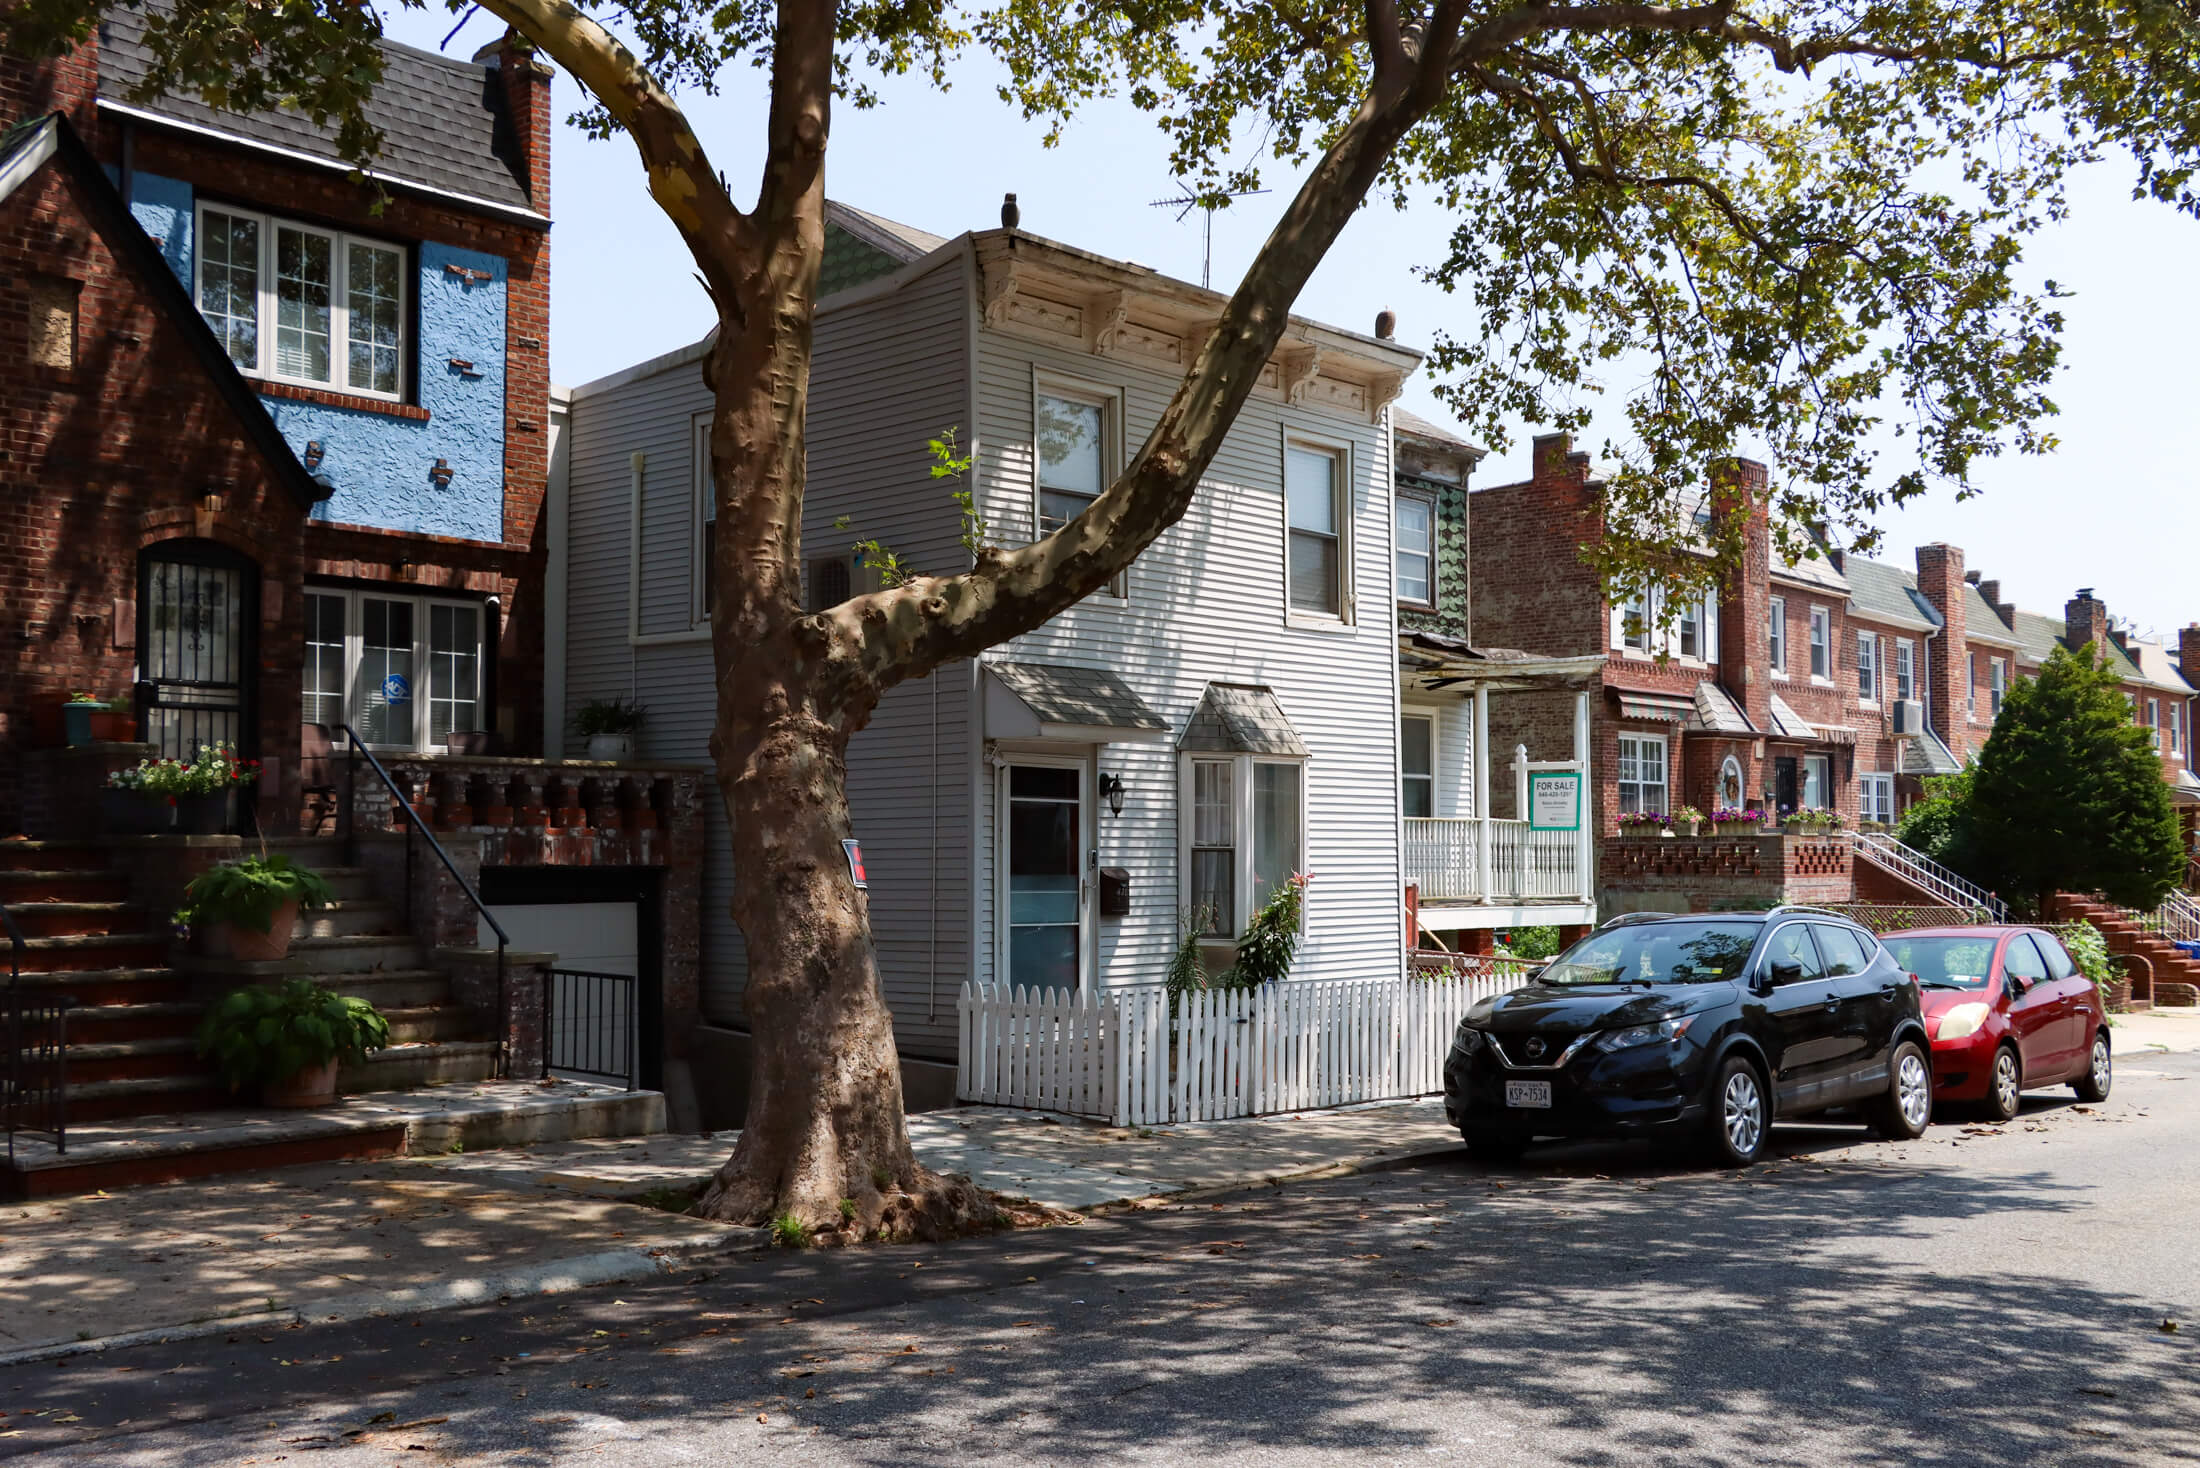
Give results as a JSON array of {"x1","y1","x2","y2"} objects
[{"x1": 1823, "y1": 994, "x2": 1841, "y2": 1008}]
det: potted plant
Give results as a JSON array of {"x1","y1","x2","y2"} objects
[
  {"x1": 1673, "y1": 804, "x2": 1706, "y2": 837},
  {"x1": 1710, "y1": 806, "x2": 1766, "y2": 831},
  {"x1": 195, "y1": 977, "x2": 390, "y2": 1108},
  {"x1": 63, "y1": 692, "x2": 133, "y2": 746},
  {"x1": 174, "y1": 854, "x2": 335, "y2": 962},
  {"x1": 1617, "y1": 810, "x2": 1671, "y2": 839},
  {"x1": 105, "y1": 745, "x2": 250, "y2": 834},
  {"x1": 574, "y1": 697, "x2": 647, "y2": 760}
]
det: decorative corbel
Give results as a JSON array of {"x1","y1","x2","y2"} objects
[
  {"x1": 1178, "y1": 318, "x2": 1219, "y2": 368},
  {"x1": 1280, "y1": 341, "x2": 1326, "y2": 404},
  {"x1": 1367, "y1": 368, "x2": 1411, "y2": 423},
  {"x1": 1086, "y1": 289, "x2": 1129, "y2": 356},
  {"x1": 981, "y1": 261, "x2": 1021, "y2": 328}
]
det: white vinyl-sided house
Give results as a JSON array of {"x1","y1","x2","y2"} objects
[{"x1": 551, "y1": 200, "x2": 1423, "y2": 1109}]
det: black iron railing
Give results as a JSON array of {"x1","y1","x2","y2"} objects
[
  {"x1": 546, "y1": 969, "x2": 638, "y2": 1089},
  {"x1": 3, "y1": 901, "x2": 68, "y2": 1161},
  {"x1": 337, "y1": 726, "x2": 512, "y2": 1076}
]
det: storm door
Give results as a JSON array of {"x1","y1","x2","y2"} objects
[
  {"x1": 137, "y1": 542, "x2": 256, "y2": 760},
  {"x1": 1004, "y1": 763, "x2": 1085, "y2": 993}
]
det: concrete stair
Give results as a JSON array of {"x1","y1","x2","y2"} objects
[{"x1": 2051, "y1": 894, "x2": 2200, "y2": 1011}]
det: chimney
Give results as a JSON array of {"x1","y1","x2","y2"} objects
[
  {"x1": 1915, "y1": 543, "x2": 1968, "y2": 750},
  {"x1": 1964, "y1": 570, "x2": 1982, "y2": 585},
  {"x1": 0, "y1": 23, "x2": 99, "y2": 141},
  {"x1": 1712, "y1": 457, "x2": 1773, "y2": 734},
  {"x1": 476, "y1": 30, "x2": 552, "y2": 212},
  {"x1": 1827, "y1": 548, "x2": 1846, "y2": 574},
  {"x1": 2065, "y1": 588, "x2": 2108, "y2": 652},
  {"x1": 2180, "y1": 625, "x2": 2200, "y2": 686},
  {"x1": 1530, "y1": 432, "x2": 1575, "y2": 482}
]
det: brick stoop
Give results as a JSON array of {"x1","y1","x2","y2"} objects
[{"x1": 2049, "y1": 894, "x2": 2200, "y2": 1011}]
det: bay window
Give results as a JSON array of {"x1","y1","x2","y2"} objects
[
  {"x1": 196, "y1": 204, "x2": 407, "y2": 400},
  {"x1": 302, "y1": 588, "x2": 487, "y2": 751},
  {"x1": 1184, "y1": 754, "x2": 1305, "y2": 939},
  {"x1": 1616, "y1": 733, "x2": 1668, "y2": 815}
]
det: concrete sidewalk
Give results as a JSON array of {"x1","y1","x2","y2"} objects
[{"x1": 0, "y1": 1099, "x2": 1460, "y2": 1367}]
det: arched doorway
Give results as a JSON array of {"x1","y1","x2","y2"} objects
[{"x1": 137, "y1": 539, "x2": 258, "y2": 760}]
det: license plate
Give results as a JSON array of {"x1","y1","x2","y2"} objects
[{"x1": 1505, "y1": 1080, "x2": 1553, "y2": 1109}]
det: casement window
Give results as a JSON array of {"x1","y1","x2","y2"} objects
[
  {"x1": 1809, "y1": 607, "x2": 1831, "y2": 679},
  {"x1": 195, "y1": 204, "x2": 407, "y2": 400},
  {"x1": 1184, "y1": 755, "x2": 1305, "y2": 938},
  {"x1": 1400, "y1": 713, "x2": 1435, "y2": 818},
  {"x1": 1034, "y1": 381, "x2": 1126, "y2": 596},
  {"x1": 1769, "y1": 596, "x2": 1787, "y2": 673},
  {"x1": 302, "y1": 588, "x2": 487, "y2": 751},
  {"x1": 1990, "y1": 658, "x2": 2007, "y2": 715},
  {"x1": 1395, "y1": 493, "x2": 1435, "y2": 607},
  {"x1": 1285, "y1": 442, "x2": 1347, "y2": 617},
  {"x1": 1858, "y1": 630, "x2": 1879, "y2": 703},
  {"x1": 1896, "y1": 639, "x2": 1916, "y2": 702},
  {"x1": 1859, "y1": 773, "x2": 1896, "y2": 826},
  {"x1": 1802, "y1": 754, "x2": 1831, "y2": 810},
  {"x1": 1616, "y1": 732, "x2": 1668, "y2": 815}
]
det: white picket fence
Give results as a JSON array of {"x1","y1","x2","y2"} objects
[{"x1": 956, "y1": 964, "x2": 1526, "y2": 1125}]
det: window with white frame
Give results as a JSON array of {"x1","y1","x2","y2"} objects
[
  {"x1": 1896, "y1": 638, "x2": 1916, "y2": 702},
  {"x1": 1620, "y1": 585, "x2": 1653, "y2": 651},
  {"x1": 1802, "y1": 754, "x2": 1831, "y2": 810},
  {"x1": 1860, "y1": 773, "x2": 1895, "y2": 826},
  {"x1": 2173, "y1": 703, "x2": 2184, "y2": 755},
  {"x1": 1769, "y1": 595, "x2": 1787, "y2": 673},
  {"x1": 2148, "y1": 698, "x2": 2161, "y2": 747},
  {"x1": 1401, "y1": 713, "x2": 1435, "y2": 818},
  {"x1": 1616, "y1": 732, "x2": 1668, "y2": 815},
  {"x1": 1677, "y1": 597, "x2": 1701, "y2": 660},
  {"x1": 1395, "y1": 493, "x2": 1435, "y2": 606},
  {"x1": 1858, "y1": 629, "x2": 1879, "y2": 703},
  {"x1": 195, "y1": 204, "x2": 407, "y2": 399},
  {"x1": 1990, "y1": 657, "x2": 2007, "y2": 714},
  {"x1": 1034, "y1": 383, "x2": 1124, "y2": 597},
  {"x1": 1285, "y1": 443, "x2": 1346, "y2": 617},
  {"x1": 302, "y1": 587, "x2": 486, "y2": 751},
  {"x1": 1184, "y1": 754, "x2": 1304, "y2": 938},
  {"x1": 1809, "y1": 606, "x2": 1831, "y2": 679}
]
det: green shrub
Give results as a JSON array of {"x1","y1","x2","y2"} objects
[
  {"x1": 195, "y1": 978, "x2": 390, "y2": 1090},
  {"x1": 1499, "y1": 925, "x2": 1562, "y2": 962},
  {"x1": 573, "y1": 697, "x2": 648, "y2": 737},
  {"x1": 175, "y1": 855, "x2": 334, "y2": 935},
  {"x1": 1228, "y1": 875, "x2": 1307, "y2": 988},
  {"x1": 771, "y1": 1213, "x2": 812, "y2": 1248}
]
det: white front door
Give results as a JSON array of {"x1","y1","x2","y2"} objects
[{"x1": 1003, "y1": 761, "x2": 1086, "y2": 993}]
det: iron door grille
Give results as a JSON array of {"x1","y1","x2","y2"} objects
[{"x1": 139, "y1": 552, "x2": 255, "y2": 760}]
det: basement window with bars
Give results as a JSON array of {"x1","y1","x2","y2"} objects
[
  {"x1": 304, "y1": 588, "x2": 486, "y2": 751},
  {"x1": 196, "y1": 204, "x2": 408, "y2": 401}
]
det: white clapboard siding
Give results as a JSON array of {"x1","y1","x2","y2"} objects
[{"x1": 958, "y1": 964, "x2": 1526, "y2": 1124}]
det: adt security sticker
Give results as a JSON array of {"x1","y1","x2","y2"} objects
[{"x1": 382, "y1": 673, "x2": 411, "y2": 704}]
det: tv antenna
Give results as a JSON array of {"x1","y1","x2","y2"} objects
[{"x1": 1147, "y1": 184, "x2": 1269, "y2": 289}]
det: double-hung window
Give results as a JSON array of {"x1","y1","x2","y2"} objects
[
  {"x1": 1616, "y1": 732, "x2": 1668, "y2": 815},
  {"x1": 2148, "y1": 698, "x2": 2162, "y2": 748},
  {"x1": 1860, "y1": 773, "x2": 1895, "y2": 826},
  {"x1": 1809, "y1": 607, "x2": 1831, "y2": 679},
  {"x1": 1802, "y1": 754, "x2": 1832, "y2": 810},
  {"x1": 1035, "y1": 385, "x2": 1125, "y2": 595},
  {"x1": 1896, "y1": 639, "x2": 1916, "y2": 702},
  {"x1": 1769, "y1": 595, "x2": 1787, "y2": 673},
  {"x1": 1990, "y1": 657, "x2": 2007, "y2": 715},
  {"x1": 1858, "y1": 630, "x2": 1879, "y2": 703},
  {"x1": 1620, "y1": 586, "x2": 1654, "y2": 652},
  {"x1": 1677, "y1": 597, "x2": 1701, "y2": 660},
  {"x1": 1184, "y1": 755, "x2": 1304, "y2": 938},
  {"x1": 2173, "y1": 704, "x2": 2184, "y2": 756},
  {"x1": 195, "y1": 204, "x2": 407, "y2": 400},
  {"x1": 1395, "y1": 494, "x2": 1435, "y2": 607},
  {"x1": 302, "y1": 587, "x2": 487, "y2": 751},
  {"x1": 1285, "y1": 443, "x2": 1346, "y2": 617},
  {"x1": 1400, "y1": 713, "x2": 1435, "y2": 818}
]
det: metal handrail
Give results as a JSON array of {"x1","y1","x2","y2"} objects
[
  {"x1": 336, "y1": 726, "x2": 511, "y2": 1076},
  {"x1": 2, "y1": 899, "x2": 66, "y2": 1161},
  {"x1": 1851, "y1": 831, "x2": 2009, "y2": 920}
]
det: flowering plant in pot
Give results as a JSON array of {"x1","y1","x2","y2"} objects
[
  {"x1": 1617, "y1": 810, "x2": 1671, "y2": 838},
  {"x1": 1710, "y1": 806, "x2": 1767, "y2": 828},
  {"x1": 106, "y1": 745, "x2": 251, "y2": 833},
  {"x1": 574, "y1": 697, "x2": 647, "y2": 759},
  {"x1": 1673, "y1": 804, "x2": 1706, "y2": 836},
  {"x1": 173, "y1": 855, "x2": 335, "y2": 961},
  {"x1": 63, "y1": 692, "x2": 133, "y2": 746},
  {"x1": 195, "y1": 978, "x2": 390, "y2": 1108}
]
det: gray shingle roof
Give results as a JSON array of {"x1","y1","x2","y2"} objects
[
  {"x1": 1963, "y1": 585, "x2": 2022, "y2": 647},
  {"x1": 2127, "y1": 638, "x2": 2195, "y2": 694},
  {"x1": 1393, "y1": 407, "x2": 1474, "y2": 449},
  {"x1": 1767, "y1": 693, "x2": 1815, "y2": 741},
  {"x1": 1843, "y1": 556, "x2": 1939, "y2": 633},
  {"x1": 825, "y1": 200, "x2": 949, "y2": 262},
  {"x1": 1898, "y1": 731, "x2": 1964, "y2": 776},
  {"x1": 97, "y1": 3, "x2": 533, "y2": 215},
  {"x1": 1999, "y1": 608, "x2": 2148, "y2": 682},
  {"x1": 1689, "y1": 683, "x2": 1757, "y2": 735},
  {"x1": 988, "y1": 661, "x2": 1168, "y2": 734},
  {"x1": 1177, "y1": 684, "x2": 1307, "y2": 755}
]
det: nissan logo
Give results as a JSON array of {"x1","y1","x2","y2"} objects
[{"x1": 1525, "y1": 1037, "x2": 1547, "y2": 1060}]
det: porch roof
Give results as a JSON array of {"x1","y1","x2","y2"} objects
[
  {"x1": 1178, "y1": 683, "x2": 1308, "y2": 756},
  {"x1": 1689, "y1": 682, "x2": 1758, "y2": 736},
  {"x1": 1398, "y1": 633, "x2": 1606, "y2": 691},
  {"x1": 1767, "y1": 693, "x2": 1817, "y2": 741},
  {"x1": 1898, "y1": 731, "x2": 1964, "y2": 777},
  {"x1": 985, "y1": 661, "x2": 1171, "y2": 744}
]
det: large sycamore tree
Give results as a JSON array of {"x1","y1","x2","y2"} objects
[{"x1": 11, "y1": 0, "x2": 2199, "y2": 1230}]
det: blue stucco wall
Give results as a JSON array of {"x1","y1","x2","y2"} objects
[{"x1": 117, "y1": 173, "x2": 510, "y2": 544}]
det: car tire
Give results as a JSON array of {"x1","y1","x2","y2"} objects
[
  {"x1": 1870, "y1": 1040, "x2": 1934, "y2": 1140},
  {"x1": 1982, "y1": 1043, "x2": 2022, "y2": 1123},
  {"x1": 1461, "y1": 1129, "x2": 1528, "y2": 1165},
  {"x1": 2073, "y1": 1029, "x2": 2113, "y2": 1103},
  {"x1": 1704, "y1": 1055, "x2": 1768, "y2": 1167}
]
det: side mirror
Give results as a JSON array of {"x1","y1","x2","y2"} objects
[
  {"x1": 2004, "y1": 973, "x2": 2030, "y2": 998},
  {"x1": 1768, "y1": 960, "x2": 1804, "y2": 987}
]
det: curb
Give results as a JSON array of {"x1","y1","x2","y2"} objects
[
  {"x1": 0, "y1": 1228, "x2": 762, "y2": 1370},
  {"x1": 1096, "y1": 1136, "x2": 1467, "y2": 1209}
]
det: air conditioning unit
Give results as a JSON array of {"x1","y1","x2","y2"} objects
[{"x1": 1891, "y1": 699, "x2": 1926, "y2": 738}]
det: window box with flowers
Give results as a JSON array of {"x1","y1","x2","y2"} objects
[
  {"x1": 104, "y1": 746, "x2": 260, "y2": 835},
  {"x1": 1617, "y1": 810, "x2": 1673, "y2": 839},
  {"x1": 1710, "y1": 807, "x2": 1767, "y2": 832},
  {"x1": 1780, "y1": 807, "x2": 1845, "y2": 836}
]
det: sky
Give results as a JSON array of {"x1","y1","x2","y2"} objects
[{"x1": 394, "y1": 11, "x2": 2200, "y2": 640}]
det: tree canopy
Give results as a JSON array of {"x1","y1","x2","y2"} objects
[{"x1": 1954, "y1": 645, "x2": 2185, "y2": 914}]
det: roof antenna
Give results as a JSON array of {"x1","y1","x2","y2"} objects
[
  {"x1": 441, "y1": 4, "x2": 482, "y2": 50},
  {"x1": 1147, "y1": 182, "x2": 1269, "y2": 290}
]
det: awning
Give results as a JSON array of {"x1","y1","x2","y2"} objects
[
  {"x1": 2173, "y1": 771, "x2": 2200, "y2": 805},
  {"x1": 1612, "y1": 689, "x2": 1693, "y2": 723},
  {"x1": 1767, "y1": 693, "x2": 1815, "y2": 741},
  {"x1": 1898, "y1": 731, "x2": 1963, "y2": 777},
  {"x1": 984, "y1": 661, "x2": 1171, "y2": 744},
  {"x1": 1177, "y1": 683, "x2": 1308, "y2": 755},
  {"x1": 1688, "y1": 683, "x2": 1757, "y2": 736}
]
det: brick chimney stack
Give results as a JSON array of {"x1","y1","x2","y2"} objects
[
  {"x1": 0, "y1": 24, "x2": 100, "y2": 141},
  {"x1": 2065, "y1": 588, "x2": 2108, "y2": 653},
  {"x1": 476, "y1": 29, "x2": 552, "y2": 212},
  {"x1": 2179, "y1": 625, "x2": 2200, "y2": 687},
  {"x1": 1712, "y1": 457, "x2": 1773, "y2": 733},
  {"x1": 1914, "y1": 542, "x2": 1968, "y2": 752}
]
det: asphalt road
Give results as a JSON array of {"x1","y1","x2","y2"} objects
[{"x1": 7, "y1": 1049, "x2": 2198, "y2": 1467}]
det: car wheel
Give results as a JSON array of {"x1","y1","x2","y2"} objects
[
  {"x1": 1704, "y1": 1055, "x2": 1767, "y2": 1167},
  {"x1": 1982, "y1": 1044, "x2": 2022, "y2": 1123},
  {"x1": 1870, "y1": 1040, "x2": 1934, "y2": 1140},
  {"x1": 1461, "y1": 1129, "x2": 1528, "y2": 1165},
  {"x1": 2073, "y1": 1030, "x2": 2113, "y2": 1103}
]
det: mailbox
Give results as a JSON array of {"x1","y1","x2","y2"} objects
[{"x1": 1098, "y1": 866, "x2": 1131, "y2": 918}]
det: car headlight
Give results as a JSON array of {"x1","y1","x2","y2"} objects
[
  {"x1": 1596, "y1": 1016, "x2": 1695, "y2": 1051},
  {"x1": 1934, "y1": 1003, "x2": 1991, "y2": 1043},
  {"x1": 1451, "y1": 1023, "x2": 1484, "y2": 1055}
]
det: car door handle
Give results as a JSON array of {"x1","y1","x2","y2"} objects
[{"x1": 1823, "y1": 994, "x2": 1841, "y2": 1008}]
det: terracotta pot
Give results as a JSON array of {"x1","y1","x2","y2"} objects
[
  {"x1": 264, "y1": 1057, "x2": 340, "y2": 1109},
  {"x1": 88, "y1": 710, "x2": 134, "y2": 741},
  {"x1": 206, "y1": 900, "x2": 300, "y2": 962}
]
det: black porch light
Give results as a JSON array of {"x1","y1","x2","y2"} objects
[{"x1": 1099, "y1": 771, "x2": 1126, "y2": 817}]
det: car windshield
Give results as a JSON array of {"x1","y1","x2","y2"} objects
[
  {"x1": 1539, "y1": 922, "x2": 1760, "y2": 986},
  {"x1": 1882, "y1": 935, "x2": 1996, "y2": 990}
]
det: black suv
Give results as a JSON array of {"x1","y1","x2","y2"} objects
[{"x1": 1442, "y1": 908, "x2": 1933, "y2": 1166}]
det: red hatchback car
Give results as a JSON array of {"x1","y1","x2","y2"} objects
[{"x1": 1880, "y1": 926, "x2": 2112, "y2": 1120}]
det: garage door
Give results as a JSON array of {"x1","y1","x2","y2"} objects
[{"x1": 485, "y1": 903, "x2": 639, "y2": 1084}]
